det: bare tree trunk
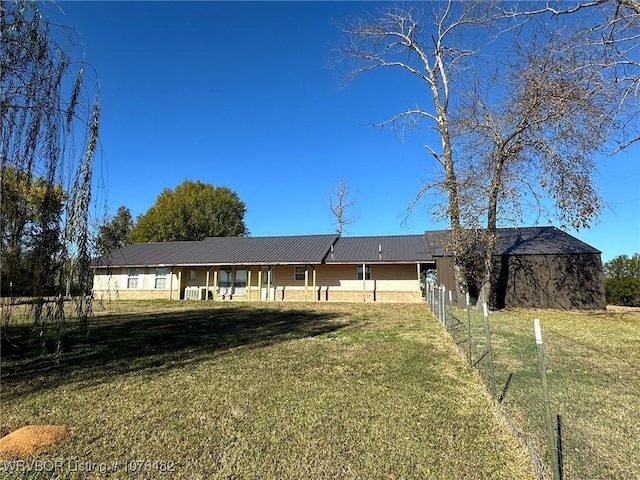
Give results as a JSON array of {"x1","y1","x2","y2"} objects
[{"x1": 478, "y1": 149, "x2": 505, "y2": 306}]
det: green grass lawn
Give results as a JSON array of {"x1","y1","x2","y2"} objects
[
  {"x1": 447, "y1": 305, "x2": 640, "y2": 480},
  {"x1": 1, "y1": 301, "x2": 535, "y2": 479}
]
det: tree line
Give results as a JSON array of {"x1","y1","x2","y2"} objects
[{"x1": 604, "y1": 254, "x2": 640, "y2": 306}]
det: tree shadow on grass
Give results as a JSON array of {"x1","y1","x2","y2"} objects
[{"x1": 1, "y1": 304, "x2": 350, "y2": 400}]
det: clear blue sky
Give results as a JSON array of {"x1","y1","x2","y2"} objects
[{"x1": 47, "y1": 1, "x2": 639, "y2": 262}]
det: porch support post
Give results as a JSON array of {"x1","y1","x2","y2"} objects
[
  {"x1": 247, "y1": 269, "x2": 252, "y2": 301},
  {"x1": 362, "y1": 263, "x2": 366, "y2": 302},
  {"x1": 257, "y1": 270, "x2": 263, "y2": 301},
  {"x1": 206, "y1": 269, "x2": 210, "y2": 300},
  {"x1": 178, "y1": 270, "x2": 182, "y2": 300},
  {"x1": 169, "y1": 268, "x2": 173, "y2": 300},
  {"x1": 304, "y1": 266, "x2": 309, "y2": 301},
  {"x1": 312, "y1": 267, "x2": 317, "y2": 302},
  {"x1": 213, "y1": 269, "x2": 218, "y2": 301}
]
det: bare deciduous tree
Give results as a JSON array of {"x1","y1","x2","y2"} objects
[
  {"x1": 329, "y1": 178, "x2": 358, "y2": 235},
  {"x1": 454, "y1": 22, "x2": 614, "y2": 303},
  {"x1": 335, "y1": 1, "x2": 498, "y2": 289},
  {"x1": 505, "y1": 0, "x2": 640, "y2": 151}
]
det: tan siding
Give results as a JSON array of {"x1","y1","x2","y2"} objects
[
  {"x1": 374, "y1": 264, "x2": 420, "y2": 291},
  {"x1": 92, "y1": 269, "x2": 122, "y2": 291},
  {"x1": 247, "y1": 268, "x2": 259, "y2": 287},
  {"x1": 94, "y1": 263, "x2": 424, "y2": 303},
  {"x1": 272, "y1": 266, "x2": 314, "y2": 301},
  {"x1": 93, "y1": 267, "x2": 178, "y2": 298},
  {"x1": 315, "y1": 265, "x2": 356, "y2": 288},
  {"x1": 183, "y1": 268, "x2": 210, "y2": 288},
  {"x1": 314, "y1": 264, "x2": 419, "y2": 292}
]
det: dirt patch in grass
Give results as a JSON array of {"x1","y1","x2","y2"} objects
[{"x1": 0, "y1": 425, "x2": 74, "y2": 459}]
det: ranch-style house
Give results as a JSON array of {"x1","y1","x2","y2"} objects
[{"x1": 92, "y1": 227, "x2": 606, "y2": 309}]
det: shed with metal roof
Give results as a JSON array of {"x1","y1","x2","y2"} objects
[{"x1": 425, "y1": 227, "x2": 605, "y2": 309}]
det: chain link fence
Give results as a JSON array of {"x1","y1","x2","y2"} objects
[{"x1": 425, "y1": 283, "x2": 640, "y2": 480}]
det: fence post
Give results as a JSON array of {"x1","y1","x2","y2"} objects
[
  {"x1": 442, "y1": 286, "x2": 447, "y2": 328},
  {"x1": 466, "y1": 292, "x2": 472, "y2": 365},
  {"x1": 534, "y1": 319, "x2": 561, "y2": 480},
  {"x1": 557, "y1": 414, "x2": 564, "y2": 480},
  {"x1": 432, "y1": 284, "x2": 436, "y2": 317},
  {"x1": 441, "y1": 286, "x2": 446, "y2": 326},
  {"x1": 483, "y1": 303, "x2": 497, "y2": 400}
]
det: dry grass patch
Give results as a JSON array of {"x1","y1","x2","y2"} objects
[{"x1": 0, "y1": 425, "x2": 74, "y2": 459}]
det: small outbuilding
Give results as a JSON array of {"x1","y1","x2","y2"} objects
[{"x1": 424, "y1": 226, "x2": 606, "y2": 310}]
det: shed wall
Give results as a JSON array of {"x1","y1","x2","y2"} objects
[{"x1": 492, "y1": 253, "x2": 606, "y2": 310}]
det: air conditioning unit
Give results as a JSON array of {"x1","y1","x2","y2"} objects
[{"x1": 185, "y1": 287, "x2": 206, "y2": 300}]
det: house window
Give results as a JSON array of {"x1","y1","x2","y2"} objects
[
  {"x1": 155, "y1": 268, "x2": 169, "y2": 289},
  {"x1": 127, "y1": 268, "x2": 139, "y2": 289},
  {"x1": 219, "y1": 269, "x2": 232, "y2": 295},
  {"x1": 294, "y1": 266, "x2": 306, "y2": 281},
  {"x1": 189, "y1": 269, "x2": 197, "y2": 281},
  {"x1": 357, "y1": 265, "x2": 371, "y2": 280},
  {"x1": 234, "y1": 269, "x2": 247, "y2": 296}
]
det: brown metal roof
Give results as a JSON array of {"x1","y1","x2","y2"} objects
[
  {"x1": 423, "y1": 227, "x2": 601, "y2": 257},
  {"x1": 494, "y1": 227, "x2": 601, "y2": 255},
  {"x1": 326, "y1": 235, "x2": 431, "y2": 264},
  {"x1": 94, "y1": 227, "x2": 600, "y2": 269},
  {"x1": 168, "y1": 234, "x2": 339, "y2": 265},
  {"x1": 95, "y1": 235, "x2": 339, "y2": 267},
  {"x1": 95, "y1": 241, "x2": 197, "y2": 267}
]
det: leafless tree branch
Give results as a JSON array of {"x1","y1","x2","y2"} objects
[{"x1": 329, "y1": 177, "x2": 358, "y2": 235}]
